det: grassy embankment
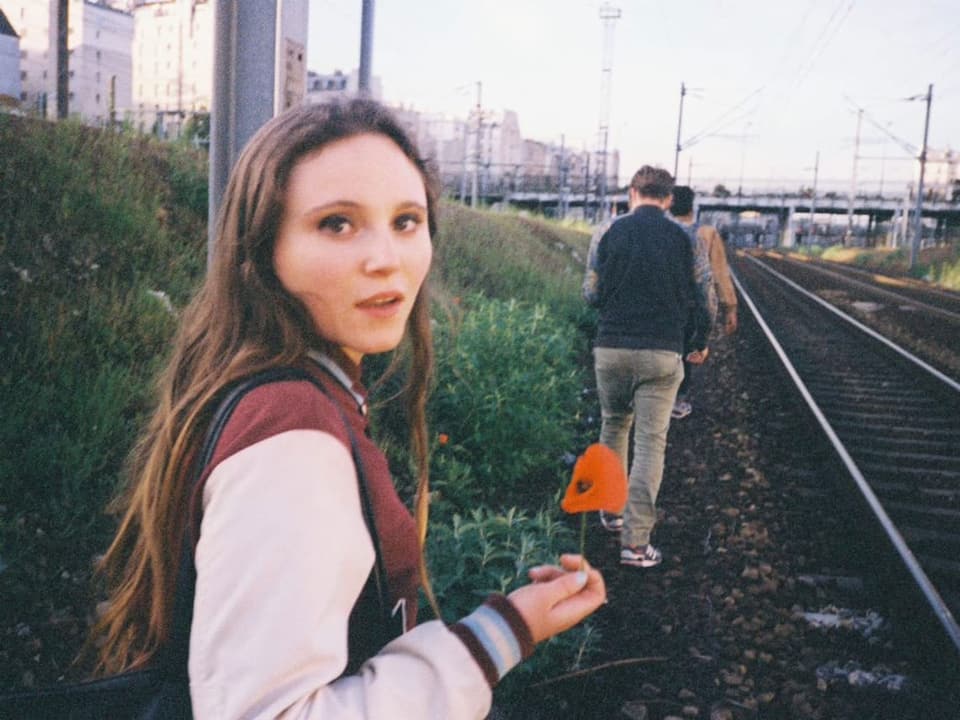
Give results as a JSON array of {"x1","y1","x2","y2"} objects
[
  {"x1": 778, "y1": 242, "x2": 960, "y2": 290},
  {"x1": 0, "y1": 114, "x2": 597, "y2": 697}
]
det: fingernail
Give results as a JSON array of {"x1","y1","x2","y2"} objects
[{"x1": 574, "y1": 571, "x2": 588, "y2": 587}]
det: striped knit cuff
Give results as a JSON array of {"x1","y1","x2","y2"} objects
[{"x1": 449, "y1": 594, "x2": 535, "y2": 688}]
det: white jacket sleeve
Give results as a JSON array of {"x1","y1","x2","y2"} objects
[{"x1": 188, "y1": 429, "x2": 493, "y2": 719}]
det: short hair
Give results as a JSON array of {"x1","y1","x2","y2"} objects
[
  {"x1": 630, "y1": 165, "x2": 674, "y2": 199},
  {"x1": 671, "y1": 185, "x2": 695, "y2": 216}
]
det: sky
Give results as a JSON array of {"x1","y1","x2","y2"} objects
[{"x1": 307, "y1": 0, "x2": 959, "y2": 194}]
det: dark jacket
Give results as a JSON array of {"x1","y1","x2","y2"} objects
[{"x1": 594, "y1": 204, "x2": 711, "y2": 353}]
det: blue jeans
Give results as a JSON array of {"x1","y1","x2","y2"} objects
[{"x1": 594, "y1": 347, "x2": 684, "y2": 547}]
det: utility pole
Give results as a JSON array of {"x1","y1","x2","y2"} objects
[
  {"x1": 809, "y1": 150, "x2": 820, "y2": 245},
  {"x1": 673, "y1": 81, "x2": 686, "y2": 179},
  {"x1": 471, "y1": 81, "x2": 482, "y2": 208},
  {"x1": 846, "y1": 108, "x2": 862, "y2": 245},
  {"x1": 459, "y1": 120, "x2": 469, "y2": 202},
  {"x1": 737, "y1": 121, "x2": 751, "y2": 198},
  {"x1": 909, "y1": 83, "x2": 933, "y2": 269},
  {"x1": 209, "y1": 0, "x2": 279, "y2": 263},
  {"x1": 109, "y1": 75, "x2": 117, "y2": 128},
  {"x1": 583, "y1": 153, "x2": 590, "y2": 214},
  {"x1": 597, "y1": 3, "x2": 621, "y2": 221},
  {"x1": 358, "y1": 0, "x2": 374, "y2": 96},
  {"x1": 56, "y1": 0, "x2": 68, "y2": 119},
  {"x1": 558, "y1": 134, "x2": 567, "y2": 220}
]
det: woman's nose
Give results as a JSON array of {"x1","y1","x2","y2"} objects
[{"x1": 362, "y1": 227, "x2": 401, "y2": 273}]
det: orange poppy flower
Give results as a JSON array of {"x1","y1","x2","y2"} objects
[
  {"x1": 561, "y1": 443, "x2": 627, "y2": 514},
  {"x1": 438, "y1": 433, "x2": 449, "y2": 446}
]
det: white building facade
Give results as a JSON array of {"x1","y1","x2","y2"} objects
[
  {"x1": 0, "y1": 7, "x2": 20, "y2": 104},
  {"x1": 2, "y1": 0, "x2": 132, "y2": 122},
  {"x1": 4, "y1": 0, "x2": 57, "y2": 116},
  {"x1": 0, "y1": 0, "x2": 133, "y2": 124},
  {"x1": 131, "y1": 0, "x2": 212, "y2": 135},
  {"x1": 131, "y1": 0, "x2": 307, "y2": 137},
  {"x1": 69, "y1": 0, "x2": 133, "y2": 124}
]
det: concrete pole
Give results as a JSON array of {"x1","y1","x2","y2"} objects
[
  {"x1": 459, "y1": 121, "x2": 469, "y2": 202},
  {"x1": 471, "y1": 81, "x2": 481, "y2": 208},
  {"x1": 56, "y1": 0, "x2": 68, "y2": 119},
  {"x1": 809, "y1": 150, "x2": 819, "y2": 245},
  {"x1": 558, "y1": 134, "x2": 567, "y2": 220},
  {"x1": 209, "y1": 0, "x2": 279, "y2": 265},
  {"x1": 909, "y1": 84, "x2": 933, "y2": 269},
  {"x1": 358, "y1": 0, "x2": 374, "y2": 96},
  {"x1": 846, "y1": 108, "x2": 862, "y2": 245},
  {"x1": 673, "y1": 81, "x2": 686, "y2": 179}
]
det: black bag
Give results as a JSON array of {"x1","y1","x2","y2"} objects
[{"x1": 0, "y1": 366, "x2": 393, "y2": 720}]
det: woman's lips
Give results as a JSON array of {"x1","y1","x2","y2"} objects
[{"x1": 357, "y1": 291, "x2": 404, "y2": 316}]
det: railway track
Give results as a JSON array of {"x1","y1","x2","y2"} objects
[
  {"x1": 731, "y1": 252, "x2": 960, "y2": 673},
  {"x1": 758, "y1": 251, "x2": 960, "y2": 322}
]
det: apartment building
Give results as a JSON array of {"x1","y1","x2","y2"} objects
[
  {"x1": 130, "y1": 0, "x2": 211, "y2": 135},
  {"x1": 924, "y1": 149, "x2": 958, "y2": 201},
  {"x1": 0, "y1": 7, "x2": 19, "y2": 104},
  {"x1": 70, "y1": 0, "x2": 133, "y2": 123},
  {"x1": 3, "y1": 0, "x2": 132, "y2": 122},
  {"x1": 132, "y1": 0, "x2": 307, "y2": 136},
  {"x1": 305, "y1": 68, "x2": 382, "y2": 105}
]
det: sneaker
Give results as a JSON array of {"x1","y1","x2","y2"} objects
[
  {"x1": 599, "y1": 510, "x2": 623, "y2": 532},
  {"x1": 671, "y1": 400, "x2": 692, "y2": 419},
  {"x1": 620, "y1": 544, "x2": 662, "y2": 567}
]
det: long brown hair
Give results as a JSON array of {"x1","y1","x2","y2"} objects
[{"x1": 92, "y1": 99, "x2": 440, "y2": 674}]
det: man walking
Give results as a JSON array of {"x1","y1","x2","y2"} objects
[
  {"x1": 583, "y1": 166, "x2": 712, "y2": 567},
  {"x1": 669, "y1": 185, "x2": 738, "y2": 419}
]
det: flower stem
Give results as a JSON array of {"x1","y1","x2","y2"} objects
[{"x1": 579, "y1": 513, "x2": 587, "y2": 570}]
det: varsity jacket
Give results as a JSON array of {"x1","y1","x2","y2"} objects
[
  {"x1": 187, "y1": 352, "x2": 533, "y2": 719},
  {"x1": 589, "y1": 205, "x2": 712, "y2": 353}
]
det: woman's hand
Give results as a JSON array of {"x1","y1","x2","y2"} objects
[
  {"x1": 686, "y1": 347, "x2": 709, "y2": 365},
  {"x1": 507, "y1": 554, "x2": 606, "y2": 644}
]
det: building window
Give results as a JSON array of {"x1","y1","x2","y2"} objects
[
  {"x1": 21, "y1": 71, "x2": 26, "y2": 80},
  {"x1": 96, "y1": 94, "x2": 100, "y2": 104},
  {"x1": 20, "y1": 92, "x2": 27, "y2": 101}
]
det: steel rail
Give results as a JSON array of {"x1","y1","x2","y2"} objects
[
  {"x1": 730, "y1": 261, "x2": 960, "y2": 657},
  {"x1": 762, "y1": 252, "x2": 960, "y2": 324},
  {"x1": 743, "y1": 254, "x2": 960, "y2": 393}
]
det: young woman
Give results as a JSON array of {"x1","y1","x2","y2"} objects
[{"x1": 92, "y1": 99, "x2": 606, "y2": 718}]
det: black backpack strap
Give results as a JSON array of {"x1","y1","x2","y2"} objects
[{"x1": 162, "y1": 366, "x2": 392, "y2": 677}]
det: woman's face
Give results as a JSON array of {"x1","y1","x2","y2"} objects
[{"x1": 273, "y1": 132, "x2": 433, "y2": 363}]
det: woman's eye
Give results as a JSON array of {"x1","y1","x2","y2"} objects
[
  {"x1": 318, "y1": 215, "x2": 352, "y2": 235},
  {"x1": 394, "y1": 213, "x2": 423, "y2": 232}
]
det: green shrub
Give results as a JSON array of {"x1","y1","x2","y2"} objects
[
  {"x1": 428, "y1": 296, "x2": 584, "y2": 510},
  {"x1": 933, "y1": 254, "x2": 960, "y2": 290},
  {"x1": 426, "y1": 505, "x2": 599, "y2": 699}
]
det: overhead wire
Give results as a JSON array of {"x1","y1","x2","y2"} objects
[
  {"x1": 791, "y1": 0, "x2": 856, "y2": 90},
  {"x1": 843, "y1": 95, "x2": 918, "y2": 157}
]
